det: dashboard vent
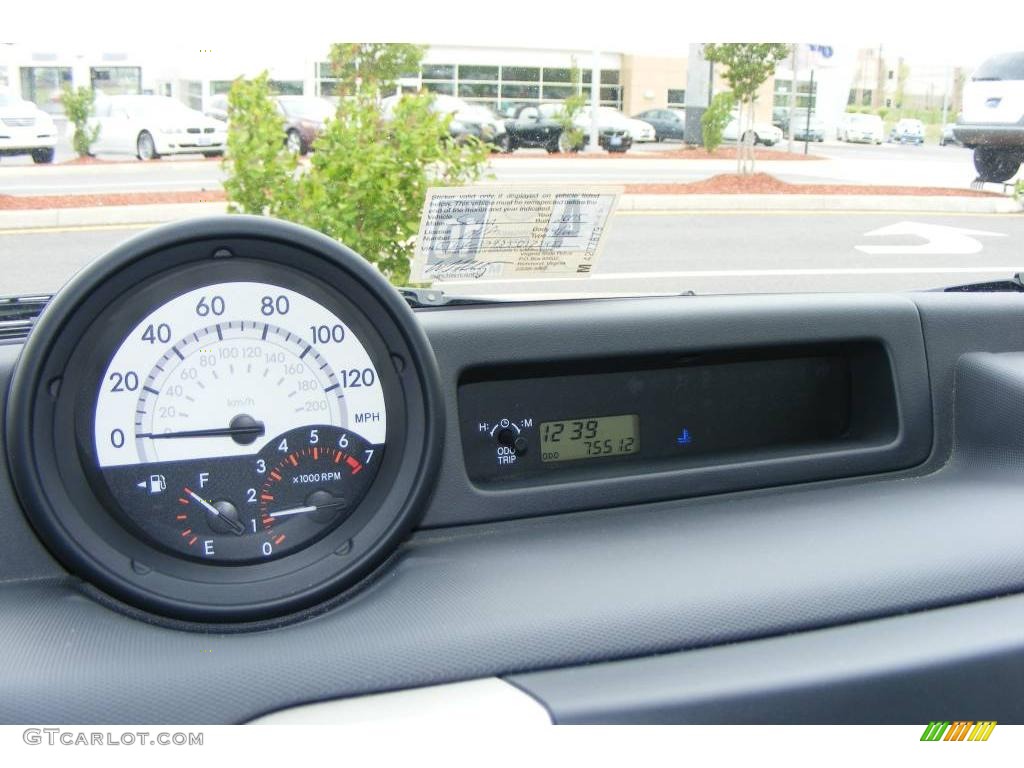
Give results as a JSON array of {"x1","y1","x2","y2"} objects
[{"x1": 0, "y1": 294, "x2": 50, "y2": 343}]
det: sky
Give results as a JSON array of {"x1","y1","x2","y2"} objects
[{"x1": 3, "y1": 1, "x2": 1016, "y2": 71}]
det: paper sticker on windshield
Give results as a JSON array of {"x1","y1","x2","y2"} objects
[{"x1": 412, "y1": 186, "x2": 621, "y2": 283}]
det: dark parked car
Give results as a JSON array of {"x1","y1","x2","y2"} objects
[
  {"x1": 381, "y1": 94, "x2": 508, "y2": 151},
  {"x1": 276, "y1": 96, "x2": 335, "y2": 154},
  {"x1": 206, "y1": 94, "x2": 335, "y2": 155},
  {"x1": 504, "y1": 104, "x2": 632, "y2": 153},
  {"x1": 632, "y1": 108, "x2": 687, "y2": 141}
]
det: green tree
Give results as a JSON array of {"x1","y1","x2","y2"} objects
[
  {"x1": 703, "y1": 43, "x2": 790, "y2": 174},
  {"x1": 326, "y1": 43, "x2": 425, "y2": 97},
  {"x1": 701, "y1": 91, "x2": 735, "y2": 153},
  {"x1": 222, "y1": 73, "x2": 299, "y2": 218},
  {"x1": 61, "y1": 85, "x2": 100, "y2": 157},
  {"x1": 222, "y1": 52, "x2": 490, "y2": 286}
]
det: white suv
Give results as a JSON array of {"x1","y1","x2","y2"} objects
[
  {"x1": 954, "y1": 51, "x2": 1024, "y2": 182},
  {"x1": 0, "y1": 92, "x2": 58, "y2": 163}
]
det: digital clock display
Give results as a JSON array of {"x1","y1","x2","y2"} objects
[{"x1": 540, "y1": 414, "x2": 640, "y2": 463}]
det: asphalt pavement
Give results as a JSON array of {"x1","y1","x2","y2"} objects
[
  {"x1": 4, "y1": 211, "x2": 1022, "y2": 297},
  {"x1": 0, "y1": 139, "x2": 999, "y2": 196}
]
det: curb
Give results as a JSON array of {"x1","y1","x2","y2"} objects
[
  {"x1": 617, "y1": 194, "x2": 1023, "y2": 214},
  {"x1": 0, "y1": 202, "x2": 228, "y2": 230},
  {"x1": 0, "y1": 194, "x2": 1019, "y2": 231}
]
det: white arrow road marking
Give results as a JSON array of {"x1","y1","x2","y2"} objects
[{"x1": 856, "y1": 221, "x2": 1007, "y2": 255}]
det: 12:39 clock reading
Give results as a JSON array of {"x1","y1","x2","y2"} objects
[{"x1": 540, "y1": 414, "x2": 640, "y2": 463}]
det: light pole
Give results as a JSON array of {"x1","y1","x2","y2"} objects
[{"x1": 587, "y1": 48, "x2": 600, "y2": 153}]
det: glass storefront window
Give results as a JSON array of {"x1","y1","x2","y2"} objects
[
  {"x1": 90, "y1": 66, "x2": 141, "y2": 97},
  {"x1": 582, "y1": 70, "x2": 621, "y2": 85},
  {"x1": 542, "y1": 85, "x2": 575, "y2": 100},
  {"x1": 19, "y1": 66, "x2": 72, "y2": 113},
  {"x1": 182, "y1": 80, "x2": 202, "y2": 110},
  {"x1": 543, "y1": 68, "x2": 572, "y2": 82},
  {"x1": 502, "y1": 66, "x2": 540, "y2": 82},
  {"x1": 458, "y1": 82, "x2": 498, "y2": 98},
  {"x1": 501, "y1": 83, "x2": 539, "y2": 100},
  {"x1": 268, "y1": 80, "x2": 303, "y2": 95},
  {"x1": 424, "y1": 81, "x2": 455, "y2": 95},
  {"x1": 667, "y1": 89, "x2": 686, "y2": 107},
  {"x1": 459, "y1": 65, "x2": 498, "y2": 81},
  {"x1": 422, "y1": 64, "x2": 455, "y2": 79}
]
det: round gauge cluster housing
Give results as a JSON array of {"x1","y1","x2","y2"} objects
[{"x1": 6, "y1": 216, "x2": 443, "y2": 623}]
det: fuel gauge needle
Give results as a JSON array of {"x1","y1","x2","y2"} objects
[{"x1": 184, "y1": 488, "x2": 245, "y2": 535}]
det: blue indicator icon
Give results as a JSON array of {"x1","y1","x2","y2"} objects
[{"x1": 676, "y1": 428, "x2": 692, "y2": 445}]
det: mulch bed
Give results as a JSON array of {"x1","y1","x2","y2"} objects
[
  {"x1": 624, "y1": 173, "x2": 1002, "y2": 197},
  {"x1": 0, "y1": 174, "x2": 1002, "y2": 210}
]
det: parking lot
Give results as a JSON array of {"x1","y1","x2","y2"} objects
[
  {"x1": 0, "y1": 132, "x2": 989, "y2": 194},
  {"x1": 1, "y1": 110, "x2": 1018, "y2": 300}
]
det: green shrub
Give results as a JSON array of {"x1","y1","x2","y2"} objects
[
  {"x1": 61, "y1": 86, "x2": 100, "y2": 157},
  {"x1": 554, "y1": 62, "x2": 587, "y2": 151},
  {"x1": 701, "y1": 91, "x2": 735, "y2": 153},
  {"x1": 223, "y1": 71, "x2": 489, "y2": 286},
  {"x1": 223, "y1": 74, "x2": 299, "y2": 218}
]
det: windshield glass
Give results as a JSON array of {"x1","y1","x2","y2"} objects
[{"x1": 0, "y1": 11, "x2": 1018, "y2": 300}]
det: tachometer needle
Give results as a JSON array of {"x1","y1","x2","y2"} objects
[
  {"x1": 269, "y1": 505, "x2": 318, "y2": 518},
  {"x1": 185, "y1": 488, "x2": 245, "y2": 535}
]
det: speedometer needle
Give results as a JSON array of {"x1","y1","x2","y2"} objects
[
  {"x1": 185, "y1": 488, "x2": 245, "y2": 535},
  {"x1": 137, "y1": 422, "x2": 266, "y2": 440}
]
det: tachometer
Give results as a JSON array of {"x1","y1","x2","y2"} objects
[{"x1": 6, "y1": 216, "x2": 442, "y2": 622}]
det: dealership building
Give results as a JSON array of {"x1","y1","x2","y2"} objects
[{"x1": 0, "y1": 41, "x2": 966, "y2": 133}]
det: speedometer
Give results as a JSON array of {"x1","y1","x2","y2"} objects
[
  {"x1": 6, "y1": 216, "x2": 442, "y2": 622},
  {"x1": 94, "y1": 282, "x2": 386, "y2": 563}
]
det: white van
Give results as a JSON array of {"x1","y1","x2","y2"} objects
[{"x1": 954, "y1": 51, "x2": 1024, "y2": 182}]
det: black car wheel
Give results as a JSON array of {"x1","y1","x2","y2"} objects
[
  {"x1": 973, "y1": 147, "x2": 1023, "y2": 183},
  {"x1": 136, "y1": 131, "x2": 160, "y2": 161},
  {"x1": 285, "y1": 129, "x2": 305, "y2": 155},
  {"x1": 31, "y1": 148, "x2": 55, "y2": 164},
  {"x1": 546, "y1": 137, "x2": 561, "y2": 154},
  {"x1": 498, "y1": 133, "x2": 513, "y2": 153}
]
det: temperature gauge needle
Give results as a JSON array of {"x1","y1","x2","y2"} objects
[{"x1": 184, "y1": 488, "x2": 245, "y2": 535}]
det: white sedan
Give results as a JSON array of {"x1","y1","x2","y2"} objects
[
  {"x1": 90, "y1": 95, "x2": 227, "y2": 160},
  {"x1": 723, "y1": 117, "x2": 783, "y2": 146},
  {"x1": 0, "y1": 92, "x2": 58, "y2": 163},
  {"x1": 570, "y1": 106, "x2": 655, "y2": 142}
]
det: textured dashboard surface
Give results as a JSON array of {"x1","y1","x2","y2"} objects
[{"x1": 2, "y1": 293, "x2": 1024, "y2": 723}]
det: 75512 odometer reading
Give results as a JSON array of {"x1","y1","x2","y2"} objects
[
  {"x1": 91, "y1": 280, "x2": 387, "y2": 563},
  {"x1": 540, "y1": 414, "x2": 640, "y2": 463}
]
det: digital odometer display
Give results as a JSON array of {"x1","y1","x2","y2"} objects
[{"x1": 540, "y1": 414, "x2": 639, "y2": 463}]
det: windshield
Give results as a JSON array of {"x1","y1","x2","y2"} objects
[{"x1": 0, "y1": 21, "x2": 1017, "y2": 300}]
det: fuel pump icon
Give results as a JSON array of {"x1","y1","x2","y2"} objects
[{"x1": 148, "y1": 474, "x2": 166, "y2": 494}]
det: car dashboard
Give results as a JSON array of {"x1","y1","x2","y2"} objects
[{"x1": 2, "y1": 217, "x2": 1024, "y2": 724}]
